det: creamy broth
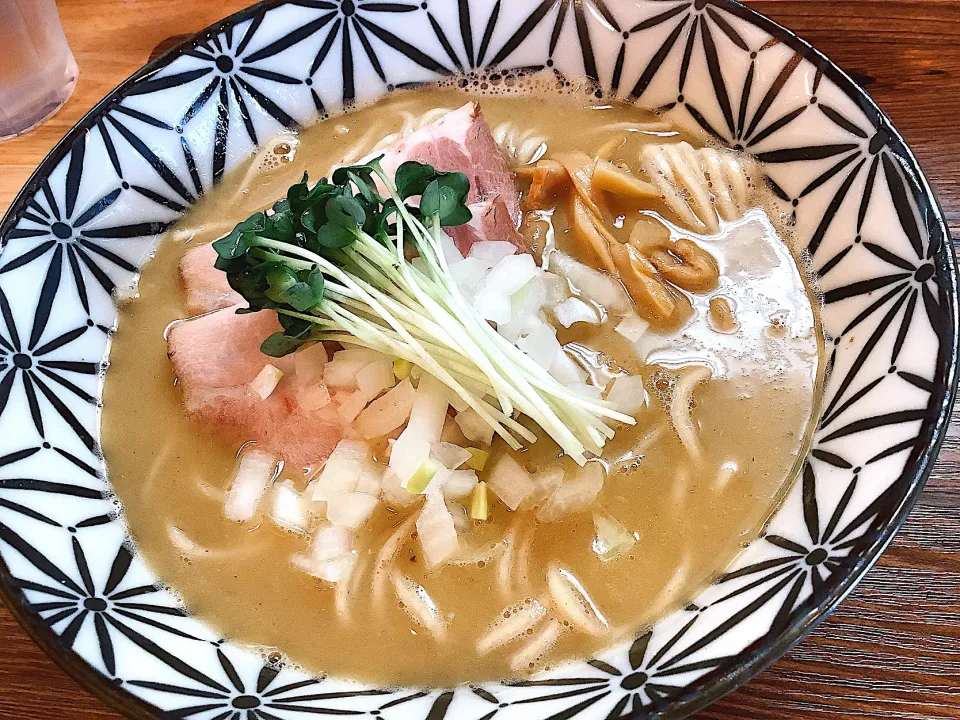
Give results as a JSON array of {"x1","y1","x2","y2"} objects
[{"x1": 102, "y1": 88, "x2": 823, "y2": 686}]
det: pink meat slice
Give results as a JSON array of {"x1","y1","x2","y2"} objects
[
  {"x1": 377, "y1": 101, "x2": 525, "y2": 253},
  {"x1": 179, "y1": 243, "x2": 243, "y2": 315},
  {"x1": 446, "y1": 196, "x2": 526, "y2": 256},
  {"x1": 168, "y1": 307, "x2": 343, "y2": 466}
]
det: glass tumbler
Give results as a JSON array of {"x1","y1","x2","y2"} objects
[{"x1": 0, "y1": 0, "x2": 78, "y2": 140}]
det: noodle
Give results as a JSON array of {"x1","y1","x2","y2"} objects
[
  {"x1": 371, "y1": 510, "x2": 420, "y2": 604},
  {"x1": 392, "y1": 572, "x2": 448, "y2": 639},
  {"x1": 335, "y1": 552, "x2": 369, "y2": 621},
  {"x1": 546, "y1": 565, "x2": 609, "y2": 636},
  {"x1": 493, "y1": 121, "x2": 548, "y2": 166},
  {"x1": 230, "y1": 133, "x2": 299, "y2": 204},
  {"x1": 640, "y1": 142, "x2": 753, "y2": 234},
  {"x1": 509, "y1": 617, "x2": 564, "y2": 673},
  {"x1": 670, "y1": 364, "x2": 713, "y2": 462},
  {"x1": 476, "y1": 598, "x2": 547, "y2": 655}
]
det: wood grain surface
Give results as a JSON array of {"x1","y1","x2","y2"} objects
[{"x1": 0, "y1": 1, "x2": 957, "y2": 718}]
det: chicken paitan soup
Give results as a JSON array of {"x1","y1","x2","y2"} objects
[{"x1": 103, "y1": 81, "x2": 823, "y2": 686}]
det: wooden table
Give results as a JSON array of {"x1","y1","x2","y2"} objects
[{"x1": 0, "y1": 1, "x2": 957, "y2": 718}]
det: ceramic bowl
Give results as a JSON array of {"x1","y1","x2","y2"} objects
[{"x1": 0, "y1": 1, "x2": 956, "y2": 718}]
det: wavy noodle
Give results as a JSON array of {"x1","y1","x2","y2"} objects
[
  {"x1": 669, "y1": 364, "x2": 712, "y2": 462},
  {"x1": 168, "y1": 220, "x2": 238, "y2": 244},
  {"x1": 546, "y1": 565, "x2": 609, "y2": 636},
  {"x1": 640, "y1": 142, "x2": 753, "y2": 233},
  {"x1": 512, "y1": 520, "x2": 536, "y2": 594},
  {"x1": 336, "y1": 552, "x2": 369, "y2": 621},
  {"x1": 476, "y1": 598, "x2": 547, "y2": 655},
  {"x1": 231, "y1": 133, "x2": 299, "y2": 203},
  {"x1": 509, "y1": 618, "x2": 564, "y2": 673},
  {"x1": 372, "y1": 510, "x2": 420, "y2": 604},
  {"x1": 715, "y1": 460, "x2": 739, "y2": 491},
  {"x1": 497, "y1": 514, "x2": 525, "y2": 598},
  {"x1": 447, "y1": 540, "x2": 506, "y2": 567},
  {"x1": 493, "y1": 121, "x2": 548, "y2": 166},
  {"x1": 167, "y1": 526, "x2": 258, "y2": 561},
  {"x1": 392, "y1": 571, "x2": 448, "y2": 639},
  {"x1": 340, "y1": 107, "x2": 454, "y2": 165},
  {"x1": 588, "y1": 120, "x2": 675, "y2": 135}
]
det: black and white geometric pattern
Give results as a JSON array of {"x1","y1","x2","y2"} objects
[{"x1": 0, "y1": 1, "x2": 955, "y2": 718}]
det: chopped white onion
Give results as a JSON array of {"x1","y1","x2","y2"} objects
[
  {"x1": 353, "y1": 378, "x2": 415, "y2": 439},
  {"x1": 512, "y1": 276, "x2": 548, "y2": 318},
  {"x1": 496, "y1": 310, "x2": 543, "y2": 344},
  {"x1": 292, "y1": 342, "x2": 328, "y2": 386},
  {"x1": 326, "y1": 491, "x2": 380, "y2": 528},
  {"x1": 336, "y1": 390, "x2": 369, "y2": 423},
  {"x1": 312, "y1": 440, "x2": 378, "y2": 503},
  {"x1": 484, "y1": 253, "x2": 540, "y2": 296},
  {"x1": 549, "y1": 252, "x2": 631, "y2": 314},
  {"x1": 224, "y1": 449, "x2": 278, "y2": 522},
  {"x1": 389, "y1": 434, "x2": 432, "y2": 485},
  {"x1": 269, "y1": 480, "x2": 310, "y2": 533},
  {"x1": 455, "y1": 407, "x2": 494, "y2": 446},
  {"x1": 251, "y1": 364, "x2": 283, "y2": 400},
  {"x1": 438, "y1": 231, "x2": 464, "y2": 264},
  {"x1": 549, "y1": 350, "x2": 588, "y2": 385},
  {"x1": 381, "y1": 467, "x2": 418, "y2": 508},
  {"x1": 292, "y1": 523, "x2": 355, "y2": 583},
  {"x1": 430, "y1": 442, "x2": 472, "y2": 470},
  {"x1": 564, "y1": 381, "x2": 603, "y2": 401},
  {"x1": 517, "y1": 321, "x2": 562, "y2": 370},
  {"x1": 605, "y1": 375, "x2": 647, "y2": 414},
  {"x1": 538, "y1": 462, "x2": 604, "y2": 522},
  {"x1": 469, "y1": 240, "x2": 517, "y2": 269},
  {"x1": 300, "y1": 383, "x2": 332, "y2": 411},
  {"x1": 356, "y1": 359, "x2": 396, "y2": 400},
  {"x1": 437, "y1": 468, "x2": 479, "y2": 500},
  {"x1": 474, "y1": 286, "x2": 512, "y2": 324},
  {"x1": 416, "y1": 492, "x2": 460, "y2": 569},
  {"x1": 449, "y1": 257, "x2": 487, "y2": 293},
  {"x1": 541, "y1": 271, "x2": 569, "y2": 305},
  {"x1": 324, "y1": 356, "x2": 369, "y2": 390},
  {"x1": 407, "y1": 374, "x2": 450, "y2": 443},
  {"x1": 592, "y1": 512, "x2": 636, "y2": 562},
  {"x1": 486, "y1": 454, "x2": 536, "y2": 511},
  {"x1": 553, "y1": 297, "x2": 601, "y2": 328},
  {"x1": 532, "y1": 465, "x2": 565, "y2": 504},
  {"x1": 615, "y1": 313, "x2": 650, "y2": 343}
]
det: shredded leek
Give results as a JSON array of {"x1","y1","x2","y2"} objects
[
  {"x1": 470, "y1": 482, "x2": 489, "y2": 521},
  {"x1": 407, "y1": 459, "x2": 441, "y2": 494},
  {"x1": 465, "y1": 447, "x2": 489, "y2": 471}
]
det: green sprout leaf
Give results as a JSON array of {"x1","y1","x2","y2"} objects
[
  {"x1": 395, "y1": 161, "x2": 437, "y2": 199},
  {"x1": 421, "y1": 172, "x2": 471, "y2": 226},
  {"x1": 260, "y1": 332, "x2": 307, "y2": 357},
  {"x1": 326, "y1": 195, "x2": 366, "y2": 228},
  {"x1": 317, "y1": 222, "x2": 357, "y2": 249},
  {"x1": 279, "y1": 282, "x2": 317, "y2": 311}
]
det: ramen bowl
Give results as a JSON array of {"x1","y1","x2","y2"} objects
[{"x1": 0, "y1": 1, "x2": 956, "y2": 718}]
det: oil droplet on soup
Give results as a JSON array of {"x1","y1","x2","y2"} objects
[{"x1": 102, "y1": 85, "x2": 823, "y2": 687}]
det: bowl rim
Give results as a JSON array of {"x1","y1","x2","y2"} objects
[{"x1": 0, "y1": 1, "x2": 956, "y2": 718}]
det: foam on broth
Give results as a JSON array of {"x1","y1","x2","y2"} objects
[{"x1": 101, "y1": 87, "x2": 823, "y2": 686}]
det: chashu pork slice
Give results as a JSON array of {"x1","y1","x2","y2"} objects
[
  {"x1": 167, "y1": 307, "x2": 343, "y2": 467},
  {"x1": 375, "y1": 101, "x2": 526, "y2": 255},
  {"x1": 179, "y1": 242, "x2": 243, "y2": 315}
]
